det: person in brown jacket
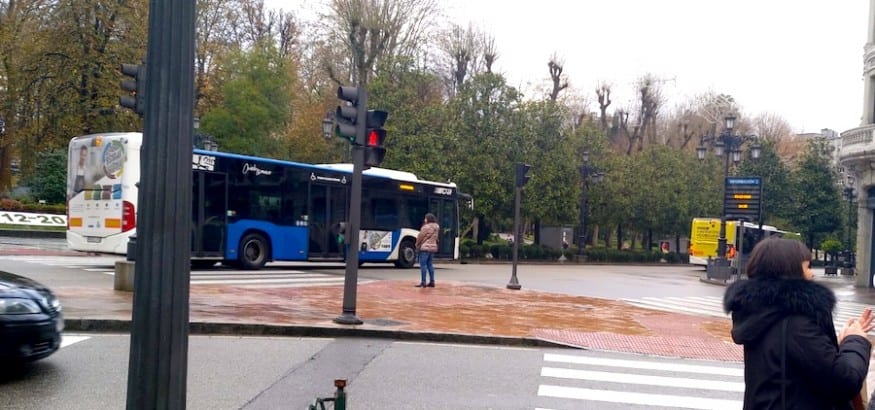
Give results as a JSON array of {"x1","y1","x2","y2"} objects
[{"x1": 414, "y1": 213, "x2": 439, "y2": 287}]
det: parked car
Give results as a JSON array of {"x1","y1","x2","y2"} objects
[{"x1": 0, "y1": 271, "x2": 63, "y2": 363}]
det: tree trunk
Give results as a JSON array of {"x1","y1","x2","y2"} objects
[
  {"x1": 616, "y1": 224, "x2": 623, "y2": 250},
  {"x1": 591, "y1": 224, "x2": 599, "y2": 247},
  {"x1": 533, "y1": 219, "x2": 541, "y2": 245}
]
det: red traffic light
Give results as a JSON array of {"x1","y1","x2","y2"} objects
[{"x1": 366, "y1": 129, "x2": 385, "y2": 147}]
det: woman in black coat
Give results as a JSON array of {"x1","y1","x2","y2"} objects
[{"x1": 724, "y1": 237, "x2": 873, "y2": 409}]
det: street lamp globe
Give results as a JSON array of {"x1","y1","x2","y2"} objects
[
  {"x1": 750, "y1": 141, "x2": 762, "y2": 159},
  {"x1": 714, "y1": 140, "x2": 726, "y2": 157},
  {"x1": 321, "y1": 112, "x2": 334, "y2": 140},
  {"x1": 724, "y1": 114, "x2": 736, "y2": 131}
]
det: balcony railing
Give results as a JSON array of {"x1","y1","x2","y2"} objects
[
  {"x1": 843, "y1": 125, "x2": 875, "y2": 147},
  {"x1": 840, "y1": 124, "x2": 875, "y2": 165}
]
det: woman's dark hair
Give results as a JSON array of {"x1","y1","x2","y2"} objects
[
  {"x1": 744, "y1": 237, "x2": 811, "y2": 279},
  {"x1": 424, "y1": 213, "x2": 436, "y2": 223}
]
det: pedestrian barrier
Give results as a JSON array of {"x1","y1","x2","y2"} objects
[{"x1": 308, "y1": 379, "x2": 347, "y2": 410}]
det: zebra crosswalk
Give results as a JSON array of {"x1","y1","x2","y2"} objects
[
  {"x1": 0, "y1": 255, "x2": 352, "y2": 288},
  {"x1": 536, "y1": 352, "x2": 744, "y2": 409},
  {"x1": 622, "y1": 295, "x2": 875, "y2": 334}
]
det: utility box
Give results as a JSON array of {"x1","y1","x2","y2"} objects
[{"x1": 540, "y1": 226, "x2": 574, "y2": 249}]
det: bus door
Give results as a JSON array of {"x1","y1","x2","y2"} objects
[
  {"x1": 429, "y1": 197, "x2": 457, "y2": 258},
  {"x1": 308, "y1": 184, "x2": 348, "y2": 258},
  {"x1": 192, "y1": 170, "x2": 228, "y2": 258}
]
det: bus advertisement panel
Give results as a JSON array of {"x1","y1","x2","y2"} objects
[{"x1": 66, "y1": 133, "x2": 140, "y2": 254}]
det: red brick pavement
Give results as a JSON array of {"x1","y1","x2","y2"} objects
[{"x1": 54, "y1": 279, "x2": 741, "y2": 362}]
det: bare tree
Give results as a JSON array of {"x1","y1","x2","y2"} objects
[
  {"x1": 695, "y1": 91, "x2": 737, "y2": 135},
  {"x1": 547, "y1": 54, "x2": 568, "y2": 102},
  {"x1": 634, "y1": 74, "x2": 664, "y2": 150},
  {"x1": 753, "y1": 112, "x2": 793, "y2": 144},
  {"x1": 438, "y1": 23, "x2": 483, "y2": 98},
  {"x1": 482, "y1": 34, "x2": 498, "y2": 74},
  {"x1": 324, "y1": 0, "x2": 439, "y2": 85},
  {"x1": 596, "y1": 82, "x2": 611, "y2": 132}
]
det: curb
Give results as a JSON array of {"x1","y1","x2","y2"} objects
[{"x1": 63, "y1": 318, "x2": 574, "y2": 349}]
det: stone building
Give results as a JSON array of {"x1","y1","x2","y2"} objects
[{"x1": 838, "y1": 0, "x2": 875, "y2": 287}]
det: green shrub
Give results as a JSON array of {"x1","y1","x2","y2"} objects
[{"x1": 489, "y1": 244, "x2": 512, "y2": 260}]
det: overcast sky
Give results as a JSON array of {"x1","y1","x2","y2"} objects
[{"x1": 270, "y1": 0, "x2": 870, "y2": 134}]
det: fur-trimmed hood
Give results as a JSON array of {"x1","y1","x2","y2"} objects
[{"x1": 723, "y1": 277, "x2": 838, "y2": 346}]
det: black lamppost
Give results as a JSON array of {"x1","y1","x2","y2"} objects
[
  {"x1": 696, "y1": 114, "x2": 761, "y2": 275},
  {"x1": 843, "y1": 175, "x2": 856, "y2": 271},
  {"x1": 577, "y1": 151, "x2": 604, "y2": 258}
]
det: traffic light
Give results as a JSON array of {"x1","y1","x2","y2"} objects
[
  {"x1": 120, "y1": 63, "x2": 146, "y2": 116},
  {"x1": 515, "y1": 163, "x2": 531, "y2": 187},
  {"x1": 363, "y1": 110, "x2": 388, "y2": 168},
  {"x1": 335, "y1": 86, "x2": 364, "y2": 143}
]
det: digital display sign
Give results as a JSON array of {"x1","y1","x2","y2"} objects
[{"x1": 723, "y1": 176, "x2": 762, "y2": 223}]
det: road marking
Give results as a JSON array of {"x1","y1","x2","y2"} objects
[
  {"x1": 541, "y1": 366, "x2": 744, "y2": 392},
  {"x1": 544, "y1": 353, "x2": 744, "y2": 376},
  {"x1": 0, "y1": 255, "x2": 350, "y2": 287},
  {"x1": 624, "y1": 295, "x2": 875, "y2": 335},
  {"x1": 60, "y1": 335, "x2": 90, "y2": 348},
  {"x1": 538, "y1": 353, "x2": 745, "y2": 408},
  {"x1": 538, "y1": 385, "x2": 741, "y2": 409}
]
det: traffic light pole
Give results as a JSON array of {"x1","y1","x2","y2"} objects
[
  {"x1": 126, "y1": 0, "x2": 195, "y2": 408},
  {"x1": 334, "y1": 90, "x2": 367, "y2": 325},
  {"x1": 507, "y1": 184, "x2": 522, "y2": 290}
]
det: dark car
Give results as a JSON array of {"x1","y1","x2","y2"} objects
[{"x1": 0, "y1": 271, "x2": 63, "y2": 363}]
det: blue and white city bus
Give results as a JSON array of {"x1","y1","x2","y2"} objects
[{"x1": 68, "y1": 132, "x2": 467, "y2": 269}]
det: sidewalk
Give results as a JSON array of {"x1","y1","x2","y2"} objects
[{"x1": 60, "y1": 277, "x2": 744, "y2": 362}]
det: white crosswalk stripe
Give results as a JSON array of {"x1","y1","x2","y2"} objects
[
  {"x1": 623, "y1": 295, "x2": 875, "y2": 335},
  {"x1": 536, "y1": 352, "x2": 744, "y2": 409},
  {"x1": 0, "y1": 255, "x2": 353, "y2": 287}
]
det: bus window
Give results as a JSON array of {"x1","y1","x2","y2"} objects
[
  {"x1": 405, "y1": 197, "x2": 428, "y2": 228},
  {"x1": 371, "y1": 197, "x2": 397, "y2": 230}
]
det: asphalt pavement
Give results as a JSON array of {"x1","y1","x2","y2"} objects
[{"x1": 5, "y1": 240, "x2": 875, "y2": 364}]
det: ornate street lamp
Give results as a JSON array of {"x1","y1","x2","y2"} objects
[
  {"x1": 843, "y1": 175, "x2": 856, "y2": 272},
  {"x1": 322, "y1": 111, "x2": 334, "y2": 140},
  {"x1": 578, "y1": 151, "x2": 605, "y2": 258},
  {"x1": 696, "y1": 114, "x2": 761, "y2": 278}
]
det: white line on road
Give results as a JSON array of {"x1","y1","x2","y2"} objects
[
  {"x1": 537, "y1": 385, "x2": 742, "y2": 409},
  {"x1": 543, "y1": 353, "x2": 743, "y2": 377},
  {"x1": 541, "y1": 366, "x2": 744, "y2": 392},
  {"x1": 60, "y1": 335, "x2": 90, "y2": 348}
]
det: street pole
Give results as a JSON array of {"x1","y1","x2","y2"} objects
[
  {"x1": 334, "y1": 89, "x2": 367, "y2": 325},
  {"x1": 578, "y1": 179, "x2": 587, "y2": 258},
  {"x1": 716, "y1": 139, "x2": 732, "y2": 262},
  {"x1": 507, "y1": 184, "x2": 522, "y2": 290},
  {"x1": 126, "y1": 0, "x2": 195, "y2": 408}
]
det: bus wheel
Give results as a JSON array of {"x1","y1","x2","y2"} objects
[
  {"x1": 239, "y1": 233, "x2": 270, "y2": 270},
  {"x1": 394, "y1": 239, "x2": 416, "y2": 268}
]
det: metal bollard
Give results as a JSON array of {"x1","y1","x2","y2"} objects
[
  {"x1": 333, "y1": 379, "x2": 347, "y2": 410},
  {"x1": 308, "y1": 379, "x2": 347, "y2": 410}
]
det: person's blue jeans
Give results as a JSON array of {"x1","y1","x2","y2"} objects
[{"x1": 419, "y1": 251, "x2": 435, "y2": 284}]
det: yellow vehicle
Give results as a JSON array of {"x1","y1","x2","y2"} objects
[{"x1": 689, "y1": 217, "x2": 790, "y2": 266}]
